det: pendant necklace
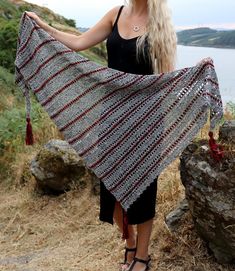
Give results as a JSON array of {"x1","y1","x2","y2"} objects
[{"x1": 133, "y1": 25, "x2": 141, "y2": 32}]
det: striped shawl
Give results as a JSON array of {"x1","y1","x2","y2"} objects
[{"x1": 15, "y1": 13, "x2": 223, "y2": 211}]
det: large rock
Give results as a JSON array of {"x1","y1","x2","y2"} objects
[
  {"x1": 219, "y1": 120, "x2": 235, "y2": 144},
  {"x1": 179, "y1": 122, "x2": 235, "y2": 264},
  {"x1": 30, "y1": 140, "x2": 88, "y2": 192}
]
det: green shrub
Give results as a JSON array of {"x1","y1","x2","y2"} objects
[
  {"x1": 0, "y1": 100, "x2": 45, "y2": 154},
  {"x1": 0, "y1": 66, "x2": 16, "y2": 91},
  {"x1": 226, "y1": 101, "x2": 235, "y2": 117},
  {"x1": 0, "y1": 20, "x2": 18, "y2": 72},
  {"x1": 64, "y1": 18, "x2": 76, "y2": 28}
]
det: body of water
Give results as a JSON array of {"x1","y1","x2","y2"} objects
[{"x1": 176, "y1": 45, "x2": 235, "y2": 105}]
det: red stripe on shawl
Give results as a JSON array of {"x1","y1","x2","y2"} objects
[
  {"x1": 67, "y1": 75, "x2": 145, "y2": 140},
  {"x1": 206, "y1": 78, "x2": 219, "y2": 87},
  {"x1": 203, "y1": 92, "x2": 223, "y2": 104},
  {"x1": 201, "y1": 78, "x2": 222, "y2": 104},
  {"x1": 110, "y1": 88, "x2": 205, "y2": 195},
  {"x1": 86, "y1": 72, "x2": 184, "y2": 168},
  {"x1": 99, "y1": 97, "x2": 179, "y2": 182},
  {"x1": 202, "y1": 78, "x2": 222, "y2": 104},
  {"x1": 51, "y1": 72, "x2": 126, "y2": 119},
  {"x1": 80, "y1": 64, "x2": 215, "y2": 156},
  {"x1": 61, "y1": 75, "x2": 144, "y2": 133},
  {"x1": 120, "y1": 110, "x2": 205, "y2": 202},
  {"x1": 18, "y1": 39, "x2": 57, "y2": 70},
  {"x1": 102, "y1": 63, "x2": 207, "y2": 184},
  {"x1": 26, "y1": 50, "x2": 73, "y2": 82},
  {"x1": 34, "y1": 59, "x2": 89, "y2": 93},
  {"x1": 41, "y1": 66, "x2": 108, "y2": 107},
  {"x1": 79, "y1": 74, "x2": 167, "y2": 157},
  {"x1": 18, "y1": 25, "x2": 41, "y2": 54}
]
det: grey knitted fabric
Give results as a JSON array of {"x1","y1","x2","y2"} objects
[{"x1": 15, "y1": 13, "x2": 223, "y2": 211}]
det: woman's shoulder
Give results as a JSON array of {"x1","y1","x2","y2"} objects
[
  {"x1": 106, "y1": 5, "x2": 124, "y2": 25},
  {"x1": 109, "y1": 5, "x2": 124, "y2": 14}
]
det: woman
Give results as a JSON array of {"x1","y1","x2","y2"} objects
[{"x1": 26, "y1": 1, "x2": 177, "y2": 270}]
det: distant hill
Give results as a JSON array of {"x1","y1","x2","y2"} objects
[
  {"x1": 0, "y1": 0, "x2": 81, "y2": 72},
  {"x1": 1, "y1": 0, "x2": 77, "y2": 24},
  {"x1": 78, "y1": 27, "x2": 89, "y2": 33},
  {"x1": 177, "y1": 27, "x2": 235, "y2": 49},
  {"x1": 0, "y1": 0, "x2": 107, "y2": 73}
]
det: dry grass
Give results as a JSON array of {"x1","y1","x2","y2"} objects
[
  {"x1": 0, "y1": 113, "x2": 234, "y2": 271},
  {"x1": 0, "y1": 158, "x2": 234, "y2": 271}
]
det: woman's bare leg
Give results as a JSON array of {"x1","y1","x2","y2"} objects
[
  {"x1": 113, "y1": 201, "x2": 136, "y2": 264},
  {"x1": 130, "y1": 218, "x2": 154, "y2": 271}
]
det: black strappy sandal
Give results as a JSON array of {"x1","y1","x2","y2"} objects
[
  {"x1": 127, "y1": 256, "x2": 151, "y2": 271},
  {"x1": 120, "y1": 247, "x2": 137, "y2": 271}
]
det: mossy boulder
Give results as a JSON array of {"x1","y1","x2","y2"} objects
[{"x1": 30, "y1": 139, "x2": 87, "y2": 192}]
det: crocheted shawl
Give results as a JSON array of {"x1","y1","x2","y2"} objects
[{"x1": 15, "y1": 13, "x2": 223, "y2": 211}]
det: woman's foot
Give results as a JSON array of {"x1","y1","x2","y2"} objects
[
  {"x1": 127, "y1": 256, "x2": 151, "y2": 271},
  {"x1": 120, "y1": 247, "x2": 137, "y2": 271}
]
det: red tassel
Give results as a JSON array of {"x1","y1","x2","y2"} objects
[
  {"x1": 25, "y1": 117, "x2": 34, "y2": 145},
  {"x1": 208, "y1": 131, "x2": 224, "y2": 162},
  {"x1": 122, "y1": 209, "x2": 129, "y2": 240}
]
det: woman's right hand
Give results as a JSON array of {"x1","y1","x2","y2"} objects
[
  {"x1": 24, "y1": 6, "x2": 118, "y2": 52},
  {"x1": 25, "y1": 11, "x2": 45, "y2": 27}
]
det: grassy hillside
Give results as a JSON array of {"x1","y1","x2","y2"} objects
[
  {"x1": 0, "y1": 0, "x2": 107, "y2": 72},
  {"x1": 0, "y1": 0, "x2": 107, "y2": 183},
  {"x1": 177, "y1": 27, "x2": 235, "y2": 49},
  {"x1": 0, "y1": 0, "x2": 75, "y2": 72},
  {"x1": 0, "y1": 0, "x2": 76, "y2": 25}
]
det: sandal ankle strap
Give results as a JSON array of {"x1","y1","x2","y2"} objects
[
  {"x1": 125, "y1": 247, "x2": 137, "y2": 252},
  {"x1": 133, "y1": 256, "x2": 150, "y2": 264},
  {"x1": 123, "y1": 247, "x2": 137, "y2": 263}
]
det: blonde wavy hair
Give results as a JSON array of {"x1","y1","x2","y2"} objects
[{"x1": 127, "y1": 0, "x2": 177, "y2": 73}]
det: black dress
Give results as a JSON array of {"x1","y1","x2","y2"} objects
[{"x1": 99, "y1": 5, "x2": 159, "y2": 225}]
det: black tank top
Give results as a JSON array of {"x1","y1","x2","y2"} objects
[{"x1": 106, "y1": 5, "x2": 153, "y2": 75}]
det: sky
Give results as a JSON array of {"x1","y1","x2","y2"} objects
[{"x1": 25, "y1": 0, "x2": 235, "y2": 30}]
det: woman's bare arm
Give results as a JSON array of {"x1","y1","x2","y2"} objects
[{"x1": 25, "y1": 7, "x2": 120, "y2": 51}]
